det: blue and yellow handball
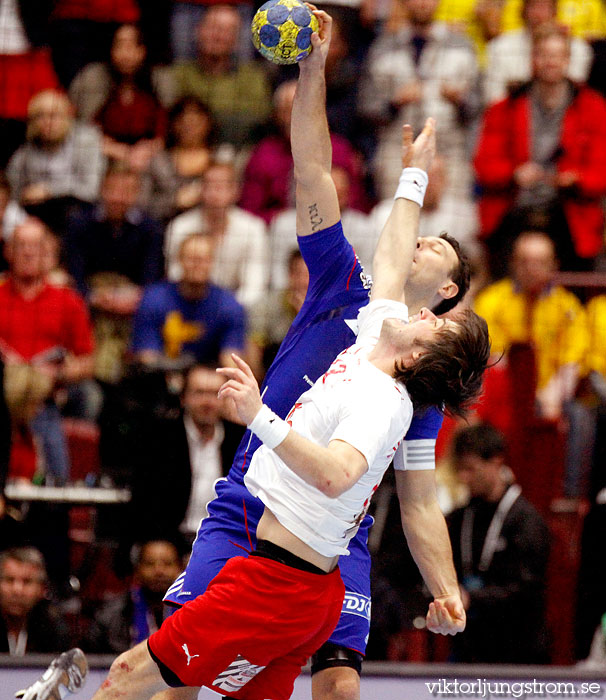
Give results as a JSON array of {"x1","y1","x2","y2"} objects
[{"x1": 251, "y1": 0, "x2": 319, "y2": 65}]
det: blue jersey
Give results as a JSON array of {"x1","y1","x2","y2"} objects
[
  {"x1": 164, "y1": 221, "x2": 443, "y2": 654},
  {"x1": 229, "y1": 221, "x2": 371, "y2": 489},
  {"x1": 131, "y1": 280, "x2": 246, "y2": 364}
]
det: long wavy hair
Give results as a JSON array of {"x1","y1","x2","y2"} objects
[{"x1": 395, "y1": 308, "x2": 491, "y2": 417}]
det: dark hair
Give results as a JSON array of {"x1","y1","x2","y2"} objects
[
  {"x1": 432, "y1": 232, "x2": 471, "y2": 316},
  {"x1": 167, "y1": 96, "x2": 217, "y2": 149},
  {"x1": 107, "y1": 24, "x2": 157, "y2": 96},
  {"x1": 453, "y1": 423, "x2": 506, "y2": 461},
  {"x1": 395, "y1": 308, "x2": 491, "y2": 417}
]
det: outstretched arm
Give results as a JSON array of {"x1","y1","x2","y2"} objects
[
  {"x1": 395, "y1": 468, "x2": 466, "y2": 636},
  {"x1": 370, "y1": 118, "x2": 436, "y2": 303},
  {"x1": 293, "y1": 7, "x2": 340, "y2": 237}
]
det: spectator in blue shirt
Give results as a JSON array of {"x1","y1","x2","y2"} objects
[{"x1": 131, "y1": 232, "x2": 246, "y2": 368}]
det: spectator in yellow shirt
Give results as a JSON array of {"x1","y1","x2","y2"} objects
[
  {"x1": 437, "y1": 0, "x2": 605, "y2": 65},
  {"x1": 475, "y1": 230, "x2": 588, "y2": 420},
  {"x1": 436, "y1": 0, "x2": 506, "y2": 64},
  {"x1": 586, "y1": 295, "x2": 606, "y2": 379},
  {"x1": 501, "y1": 0, "x2": 606, "y2": 39}
]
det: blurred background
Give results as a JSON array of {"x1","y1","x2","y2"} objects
[{"x1": 0, "y1": 0, "x2": 605, "y2": 671}]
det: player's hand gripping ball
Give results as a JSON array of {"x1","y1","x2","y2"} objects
[{"x1": 251, "y1": 0, "x2": 319, "y2": 65}]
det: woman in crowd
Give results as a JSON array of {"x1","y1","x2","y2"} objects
[
  {"x1": 70, "y1": 24, "x2": 172, "y2": 172},
  {"x1": 139, "y1": 97, "x2": 217, "y2": 222}
]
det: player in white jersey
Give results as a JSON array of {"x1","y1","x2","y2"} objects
[{"x1": 244, "y1": 298, "x2": 416, "y2": 561}]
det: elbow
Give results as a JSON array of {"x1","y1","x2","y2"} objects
[
  {"x1": 318, "y1": 480, "x2": 345, "y2": 499},
  {"x1": 316, "y1": 462, "x2": 355, "y2": 499}
]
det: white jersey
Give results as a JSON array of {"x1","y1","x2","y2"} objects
[{"x1": 245, "y1": 299, "x2": 414, "y2": 557}]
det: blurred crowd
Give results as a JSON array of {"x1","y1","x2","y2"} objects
[{"x1": 1, "y1": 0, "x2": 606, "y2": 667}]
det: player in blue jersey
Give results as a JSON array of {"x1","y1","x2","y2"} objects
[
  {"x1": 17, "y1": 9, "x2": 474, "y2": 700},
  {"x1": 156, "y1": 10, "x2": 471, "y2": 700}
]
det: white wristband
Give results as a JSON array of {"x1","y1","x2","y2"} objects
[
  {"x1": 394, "y1": 167, "x2": 428, "y2": 207},
  {"x1": 248, "y1": 404, "x2": 290, "y2": 450}
]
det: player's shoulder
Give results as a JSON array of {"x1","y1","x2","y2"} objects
[{"x1": 298, "y1": 219, "x2": 346, "y2": 248}]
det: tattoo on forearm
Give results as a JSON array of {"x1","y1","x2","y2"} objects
[{"x1": 308, "y1": 203, "x2": 323, "y2": 232}]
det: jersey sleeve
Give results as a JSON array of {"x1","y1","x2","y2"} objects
[
  {"x1": 297, "y1": 221, "x2": 369, "y2": 303},
  {"x1": 393, "y1": 406, "x2": 444, "y2": 471}
]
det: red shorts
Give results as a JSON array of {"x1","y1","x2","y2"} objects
[{"x1": 148, "y1": 553, "x2": 345, "y2": 700}]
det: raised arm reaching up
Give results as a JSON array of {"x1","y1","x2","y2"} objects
[
  {"x1": 292, "y1": 7, "x2": 341, "y2": 237},
  {"x1": 371, "y1": 118, "x2": 436, "y2": 304}
]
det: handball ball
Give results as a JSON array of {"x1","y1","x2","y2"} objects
[{"x1": 251, "y1": 0, "x2": 319, "y2": 65}]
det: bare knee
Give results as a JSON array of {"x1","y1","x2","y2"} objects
[
  {"x1": 106, "y1": 647, "x2": 143, "y2": 683},
  {"x1": 312, "y1": 666, "x2": 360, "y2": 700}
]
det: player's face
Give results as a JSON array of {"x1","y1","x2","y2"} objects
[
  {"x1": 408, "y1": 236, "x2": 458, "y2": 295},
  {"x1": 383, "y1": 307, "x2": 459, "y2": 366},
  {"x1": 407, "y1": 307, "x2": 459, "y2": 343}
]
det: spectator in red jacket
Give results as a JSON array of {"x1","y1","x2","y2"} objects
[{"x1": 474, "y1": 23, "x2": 606, "y2": 278}]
